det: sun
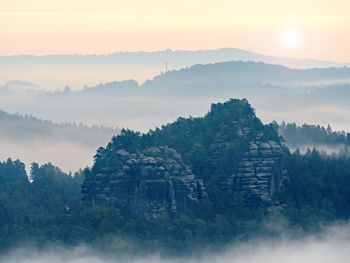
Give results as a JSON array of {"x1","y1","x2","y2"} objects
[{"x1": 280, "y1": 27, "x2": 302, "y2": 49}]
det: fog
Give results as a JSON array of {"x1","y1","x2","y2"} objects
[
  {"x1": 0, "y1": 141, "x2": 95, "y2": 173},
  {"x1": 287, "y1": 144, "x2": 350, "y2": 156},
  {"x1": 256, "y1": 104, "x2": 350, "y2": 132},
  {"x1": 1, "y1": 88, "x2": 349, "y2": 173},
  {"x1": 1, "y1": 60, "x2": 349, "y2": 173},
  {"x1": 1, "y1": 60, "x2": 350, "y2": 133},
  {"x1": 1, "y1": 223, "x2": 350, "y2": 263},
  {"x1": 1, "y1": 90, "x2": 350, "y2": 133}
]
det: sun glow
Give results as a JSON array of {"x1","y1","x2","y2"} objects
[{"x1": 280, "y1": 27, "x2": 302, "y2": 49}]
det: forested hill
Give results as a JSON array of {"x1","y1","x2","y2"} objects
[
  {"x1": 0, "y1": 109, "x2": 117, "y2": 146},
  {"x1": 83, "y1": 98, "x2": 285, "y2": 215},
  {"x1": 1, "y1": 99, "x2": 350, "y2": 254},
  {"x1": 142, "y1": 61, "x2": 350, "y2": 91}
]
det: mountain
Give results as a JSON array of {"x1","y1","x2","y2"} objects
[
  {"x1": 0, "y1": 48, "x2": 348, "y2": 89},
  {"x1": 142, "y1": 61, "x2": 350, "y2": 95}
]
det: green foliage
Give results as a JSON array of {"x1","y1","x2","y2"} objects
[
  {"x1": 90, "y1": 99, "x2": 271, "y2": 198},
  {"x1": 282, "y1": 150, "x2": 350, "y2": 227},
  {"x1": 1, "y1": 99, "x2": 350, "y2": 254},
  {"x1": 0, "y1": 160, "x2": 82, "y2": 250}
]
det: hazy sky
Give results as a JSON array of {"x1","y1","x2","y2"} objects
[{"x1": 1, "y1": 0, "x2": 350, "y2": 61}]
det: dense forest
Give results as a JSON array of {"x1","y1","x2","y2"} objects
[{"x1": 1, "y1": 99, "x2": 350, "y2": 255}]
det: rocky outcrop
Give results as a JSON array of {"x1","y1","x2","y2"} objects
[
  {"x1": 82, "y1": 146, "x2": 207, "y2": 218},
  {"x1": 217, "y1": 117, "x2": 288, "y2": 208},
  {"x1": 82, "y1": 98, "x2": 288, "y2": 215},
  {"x1": 234, "y1": 136, "x2": 287, "y2": 207}
]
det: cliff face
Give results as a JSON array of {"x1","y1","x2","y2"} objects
[
  {"x1": 82, "y1": 98, "x2": 288, "y2": 217},
  {"x1": 216, "y1": 115, "x2": 288, "y2": 208},
  {"x1": 219, "y1": 133, "x2": 287, "y2": 207},
  {"x1": 82, "y1": 146, "x2": 206, "y2": 218}
]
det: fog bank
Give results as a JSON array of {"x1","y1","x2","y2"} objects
[
  {"x1": 0, "y1": 141, "x2": 95, "y2": 173},
  {"x1": 2, "y1": 223, "x2": 350, "y2": 263}
]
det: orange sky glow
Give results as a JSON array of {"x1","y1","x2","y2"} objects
[{"x1": 1, "y1": 0, "x2": 349, "y2": 62}]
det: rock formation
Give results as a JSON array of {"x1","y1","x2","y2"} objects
[
  {"x1": 217, "y1": 116, "x2": 288, "y2": 208},
  {"x1": 82, "y1": 98, "x2": 288, "y2": 217},
  {"x1": 82, "y1": 146, "x2": 207, "y2": 218}
]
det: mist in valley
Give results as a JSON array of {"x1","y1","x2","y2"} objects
[
  {"x1": 284, "y1": 141, "x2": 350, "y2": 155},
  {"x1": 1, "y1": 61, "x2": 350, "y2": 133},
  {"x1": 1, "y1": 61, "x2": 350, "y2": 173},
  {"x1": 1, "y1": 222, "x2": 350, "y2": 263},
  {"x1": 1, "y1": 91, "x2": 349, "y2": 134},
  {"x1": 0, "y1": 110, "x2": 117, "y2": 172},
  {"x1": 0, "y1": 141, "x2": 95, "y2": 173},
  {"x1": 1, "y1": 66, "x2": 350, "y2": 173}
]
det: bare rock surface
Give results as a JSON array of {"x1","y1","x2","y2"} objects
[{"x1": 82, "y1": 146, "x2": 207, "y2": 218}]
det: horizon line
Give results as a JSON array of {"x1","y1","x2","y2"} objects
[{"x1": 0, "y1": 47, "x2": 347, "y2": 65}]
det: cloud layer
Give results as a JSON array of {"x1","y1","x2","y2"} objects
[{"x1": 2, "y1": 223, "x2": 350, "y2": 263}]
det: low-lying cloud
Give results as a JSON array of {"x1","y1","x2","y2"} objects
[
  {"x1": 287, "y1": 144, "x2": 350, "y2": 157},
  {"x1": 1, "y1": 223, "x2": 350, "y2": 263},
  {"x1": 0, "y1": 140, "x2": 95, "y2": 173}
]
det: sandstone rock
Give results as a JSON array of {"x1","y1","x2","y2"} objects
[
  {"x1": 82, "y1": 146, "x2": 206, "y2": 218},
  {"x1": 215, "y1": 118, "x2": 288, "y2": 208}
]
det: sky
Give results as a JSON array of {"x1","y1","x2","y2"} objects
[{"x1": 1, "y1": 0, "x2": 350, "y2": 61}]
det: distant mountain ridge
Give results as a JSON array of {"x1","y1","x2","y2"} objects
[
  {"x1": 56, "y1": 60, "x2": 350, "y2": 94},
  {"x1": 0, "y1": 48, "x2": 346, "y2": 68},
  {"x1": 1, "y1": 48, "x2": 348, "y2": 89},
  {"x1": 142, "y1": 61, "x2": 350, "y2": 91}
]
